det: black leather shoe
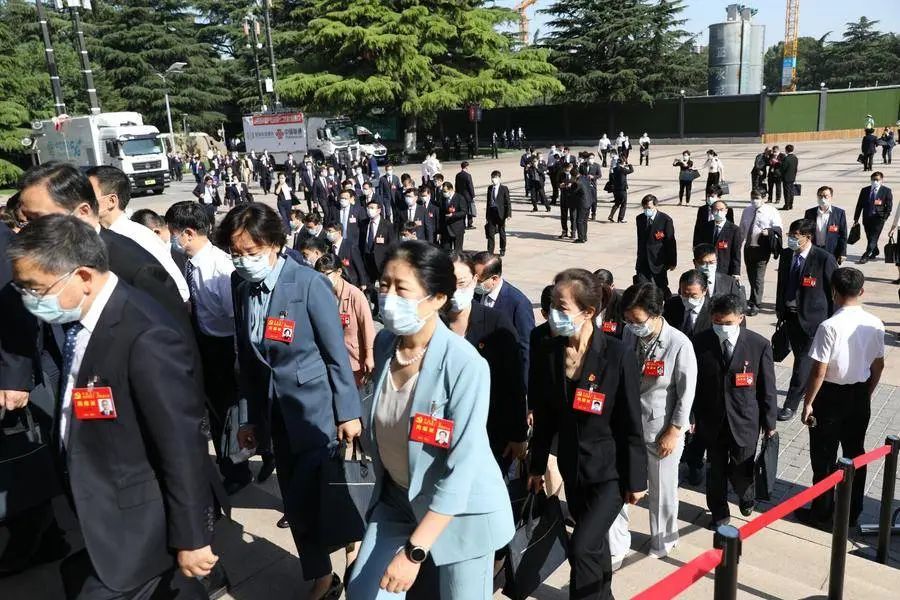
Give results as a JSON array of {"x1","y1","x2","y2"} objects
[
  {"x1": 276, "y1": 514, "x2": 290, "y2": 529},
  {"x1": 688, "y1": 465, "x2": 704, "y2": 486},
  {"x1": 746, "y1": 306, "x2": 759, "y2": 316},
  {"x1": 777, "y1": 407, "x2": 795, "y2": 421},
  {"x1": 256, "y1": 454, "x2": 276, "y2": 483},
  {"x1": 316, "y1": 574, "x2": 343, "y2": 600},
  {"x1": 858, "y1": 256, "x2": 869, "y2": 264},
  {"x1": 558, "y1": 233, "x2": 568, "y2": 239},
  {"x1": 499, "y1": 250, "x2": 506, "y2": 256},
  {"x1": 739, "y1": 500, "x2": 755, "y2": 517}
]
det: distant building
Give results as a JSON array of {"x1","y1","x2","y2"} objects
[{"x1": 708, "y1": 4, "x2": 765, "y2": 96}]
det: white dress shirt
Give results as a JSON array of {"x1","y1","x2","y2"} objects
[
  {"x1": 109, "y1": 214, "x2": 190, "y2": 301},
  {"x1": 815, "y1": 206, "x2": 832, "y2": 246},
  {"x1": 203, "y1": 186, "x2": 214, "y2": 205},
  {"x1": 60, "y1": 273, "x2": 119, "y2": 446},
  {"x1": 482, "y1": 278, "x2": 504, "y2": 308},
  {"x1": 187, "y1": 240, "x2": 236, "y2": 337},
  {"x1": 739, "y1": 203, "x2": 782, "y2": 247},
  {"x1": 809, "y1": 305, "x2": 885, "y2": 385}
]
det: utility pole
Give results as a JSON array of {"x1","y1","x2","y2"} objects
[
  {"x1": 260, "y1": 0, "x2": 281, "y2": 110},
  {"x1": 58, "y1": 1, "x2": 101, "y2": 114},
  {"x1": 35, "y1": 0, "x2": 66, "y2": 116},
  {"x1": 243, "y1": 13, "x2": 267, "y2": 112}
]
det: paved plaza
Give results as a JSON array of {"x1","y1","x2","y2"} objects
[{"x1": 3, "y1": 138, "x2": 900, "y2": 598}]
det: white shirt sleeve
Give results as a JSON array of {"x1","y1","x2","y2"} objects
[{"x1": 808, "y1": 322, "x2": 835, "y2": 364}]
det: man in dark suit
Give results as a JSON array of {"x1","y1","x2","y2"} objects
[
  {"x1": 311, "y1": 166, "x2": 333, "y2": 216},
  {"x1": 376, "y1": 164, "x2": 401, "y2": 222},
  {"x1": 692, "y1": 185, "x2": 735, "y2": 247},
  {"x1": 361, "y1": 199, "x2": 396, "y2": 313},
  {"x1": 606, "y1": 157, "x2": 634, "y2": 223},
  {"x1": 292, "y1": 212, "x2": 327, "y2": 251},
  {"x1": 556, "y1": 161, "x2": 577, "y2": 238},
  {"x1": 571, "y1": 171, "x2": 594, "y2": 244},
  {"x1": 853, "y1": 172, "x2": 893, "y2": 263},
  {"x1": 472, "y1": 252, "x2": 535, "y2": 390},
  {"x1": 396, "y1": 188, "x2": 428, "y2": 240},
  {"x1": 779, "y1": 144, "x2": 799, "y2": 210},
  {"x1": 485, "y1": 170, "x2": 512, "y2": 255},
  {"x1": 418, "y1": 185, "x2": 439, "y2": 244},
  {"x1": 454, "y1": 161, "x2": 476, "y2": 230},
  {"x1": 8, "y1": 215, "x2": 217, "y2": 598},
  {"x1": 579, "y1": 152, "x2": 602, "y2": 220},
  {"x1": 693, "y1": 293, "x2": 777, "y2": 527},
  {"x1": 192, "y1": 175, "x2": 221, "y2": 222},
  {"x1": 634, "y1": 194, "x2": 677, "y2": 295},
  {"x1": 325, "y1": 221, "x2": 367, "y2": 289},
  {"x1": 775, "y1": 218, "x2": 837, "y2": 421},
  {"x1": 694, "y1": 200, "x2": 743, "y2": 276},
  {"x1": 692, "y1": 244, "x2": 746, "y2": 306},
  {"x1": 438, "y1": 181, "x2": 467, "y2": 251},
  {"x1": 327, "y1": 189, "x2": 365, "y2": 247},
  {"x1": 805, "y1": 185, "x2": 848, "y2": 264},
  {"x1": 283, "y1": 152, "x2": 297, "y2": 189},
  {"x1": 299, "y1": 156, "x2": 316, "y2": 213}
]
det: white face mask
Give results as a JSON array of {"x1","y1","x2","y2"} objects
[
  {"x1": 491, "y1": 177, "x2": 500, "y2": 185},
  {"x1": 712, "y1": 323, "x2": 741, "y2": 345},
  {"x1": 682, "y1": 295, "x2": 704, "y2": 310},
  {"x1": 817, "y1": 197, "x2": 829, "y2": 209},
  {"x1": 339, "y1": 198, "x2": 351, "y2": 208},
  {"x1": 713, "y1": 210, "x2": 727, "y2": 223},
  {"x1": 450, "y1": 284, "x2": 476, "y2": 312}
]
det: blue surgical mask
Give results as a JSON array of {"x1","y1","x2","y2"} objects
[
  {"x1": 699, "y1": 263, "x2": 717, "y2": 278},
  {"x1": 787, "y1": 236, "x2": 801, "y2": 251},
  {"x1": 171, "y1": 233, "x2": 185, "y2": 253},
  {"x1": 626, "y1": 319, "x2": 654, "y2": 338},
  {"x1": 19, "y1": 273, "x2": 85, "y2": 325},
  {"x1": 548, "y1": 308, "x2": 583, "y2": 337},
  {"x1": 233, "y1": 252, "x2": 273, "y2": 282},
  {"x1": 644, "y1": 208, "x2": 656, "y2": 219},
  {"x1": 713, "y1": 211, "x2": 726, "y2": 223},
  {"x1": 379, "y1": 293, "x2": 433, "y2": 335}
]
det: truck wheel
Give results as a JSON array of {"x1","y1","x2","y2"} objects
[{"x1": 311, "y1": 150, "x2": 325, "y2": 163}]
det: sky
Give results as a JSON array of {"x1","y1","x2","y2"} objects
[{"x1": 496, "y1": 0, "x2": 900, "y2": 47}]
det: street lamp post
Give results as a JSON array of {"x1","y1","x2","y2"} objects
[
  {"x1": 258, "y1": 0, "x2": 281, "y2": 110},
  {"x1": 157, "y1": 62, "x2": 186, "y2": 138},
  {"x1": 243, "y1": 13, "x2": 267, "y2": 112}
]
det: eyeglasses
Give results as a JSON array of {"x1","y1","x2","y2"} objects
[{"x1": 11, "y1": 269, "x2": 77, "y2": 299}]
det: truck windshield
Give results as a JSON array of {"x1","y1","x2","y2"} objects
[
  {"x1": 122, "y1": 138, "x2": 163, "y2": 156},
  {"x1": 326, "y1": 124, "x2": 357, "y2": 142}
]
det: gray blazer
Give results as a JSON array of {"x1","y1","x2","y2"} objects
[{"x1": 622, "y1": 320, "x2": 697, "y2": 445}]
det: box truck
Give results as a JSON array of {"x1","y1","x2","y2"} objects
[{"x1": 241, "y1": 111, "x2": 361, "y2": 164}]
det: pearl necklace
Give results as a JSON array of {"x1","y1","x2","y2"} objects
[{"x1": 394, "y1": 344, "x2": 429, "y2": 367}]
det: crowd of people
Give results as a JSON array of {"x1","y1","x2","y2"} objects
[{"x1": 0, "y1": 132, "x2": 893, "y2": 600}]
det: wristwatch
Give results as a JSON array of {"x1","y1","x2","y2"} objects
[{"x1": 404, "y1": 540, "x2": 428, "y2": 564}]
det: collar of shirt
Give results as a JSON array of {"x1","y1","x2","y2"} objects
[
  {"x1": 798, "y1": 244, "x2": 812, "y2": 261},
  {"x1": 260, "y1": 254, "x2": 286, "y2": 293},
  {"x1": 81, "y1": 273, "x2": 119, "y2": 335},
  {"x1": 487, "y1": 278, "x2": 504, "y2": 304},
  {"x1": 188, "y1": 239, "x2": 214, "y2": 269}
]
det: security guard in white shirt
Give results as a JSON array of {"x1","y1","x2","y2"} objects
[
  {"x1": 796, "y1": 267, "x2": 885, "y2": 528},
  {"x1": 739, "y1": 189, "x2": 783, "y2": 315}
]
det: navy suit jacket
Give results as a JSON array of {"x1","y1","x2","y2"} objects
[
  {"x1": 804, "y1": 206, "x2": 848, "y2": 260},
  {"x1": 775, "y1": 246, "x2": 837, "y2": 337},
  {"x1": 480, "y1": 280, "x2": 535, "y2": 391}
]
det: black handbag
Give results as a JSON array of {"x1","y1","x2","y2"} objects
[
  {"x1": 755, "y1": 432, "x2": 779, "y2": 501},
  {"x1": 885, "y1": 234, "x2": 897, "y2": 263},
  {"x1": 792, "y1": 183, "x2": 802, "y2": 196},
  {"x1": 689, "y1": 168, "x2": 701, "y2": 181},
  {"x1": 501, "y1": 492, "x2": 569, "y2": 600},
  {"x1": 603, "y1": 179, "x2": 614, "y2": 193},
  {"x1": 718, "y1": 182, "x2": 730, "y2": 195},
  {"x1": 771, "y1": 320, "x2": 790, "y2": 362},
  {"x1": 857, "y1": 153, "x2": 866, "y2": 164},
  {"x1": 848, "y1": 222, "x2": 861, "y2": 245},
  {"x1": 0, "y1": 406, "x2": 61, "y2": 523},
  {"x1": 318, "y1": 440, "x2": 376, "y2": 550}
]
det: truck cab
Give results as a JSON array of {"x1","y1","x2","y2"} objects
[{"x1": 308, "y1": 116, "x2": 360, "y2": 164}]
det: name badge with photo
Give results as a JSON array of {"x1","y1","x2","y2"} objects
[
  {"x1": 72, "y1": 386, "x2": 117, "y2": 420},
  {"x1": 264, "y1": 317, "x2": 296, "y2": 343},
  {"x1": 409, "y1": 413, "x2": 454, "y2": 449},
  {"x1": 643, "y1": 360, "x2": 665, "y2": 377},
  {"x1": 572, "y1": 387, "x2": 605, "y2": 415},
  {"x1": 801, "y1": 276, "x2": 817, "y2": 288}
]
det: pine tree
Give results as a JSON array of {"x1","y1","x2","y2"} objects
[{"x1": 827, "y1": 17, "x2": 900, "y2": 88}]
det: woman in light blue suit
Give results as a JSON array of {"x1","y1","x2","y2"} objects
[{"x1": 347, "y1": 241, "x2": 514, "y2": 599}]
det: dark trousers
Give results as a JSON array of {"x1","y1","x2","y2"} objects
[
  {"x1": 600, "y1": 149, "x2": 608, "y2": 167},
  {"x1": 60, "y1": 549, "x2": 205, "y2": 600},
  {"x1": 363, "y1": 254, "x2": 381, "y2": 314},
  {"x1": 270, "y1": 402, "x2": 332, "y2": 581},
  {"x1": 608, "y1": 190, "x2": 627, "y2": 222},
  {"x1": 678, "y1": 179, "x2": 693, "y2": 203},
  {"x1": 560, "y1": 200, "x2": 574, "y2": 235},
  {"x1": 682, "y1": 431, "x2": 706, "y2": 470},
  {"x1": 809, "y1": 382, "x2": 870, "y2": 523},
  {"x1": 196, "y1": 331, "x2": 251, "y2": 485},
  {"x1": 634, "y1": 266, "x2": 670, "y2": 298},
  {"x1": 639, "y1": 151, "x2": 649, "y2": 166},
  {"x1": 491, "y1": 144, "x2": 498, "y2": 159},
  {"x1": 863, "y1": 153, "x2": 874, "y2": 171},
  {"x1": 743, "y1": 245, "x2": 771, "y2": 309},
  {"x1": 782, "y1": 180, "x2": 796, "y2": 209},
  {"x1": 277, "y1": 198, "x2": 293, "y2": 233},
  {"x1": 882, "y1": 146, "x2": 893, "y2": 164},
  {"x1": 751, "y1": 171, "x2": 765, "y2": 192},
  {"x1": 260, "y1": 173, "x2": 272, "y2": 194},
  {"x1": 863, "y1": 215, "x2": 887, "y2": 257},
  {"x1": 575, "y1": 205, "x2": 589, "y2": 242},
  {"x1": 783, "y1": 313, "x2": 813, "y2": 411},
  {"x1": 485, "y1": 209, "x2": 507, "y2": 253},
  {"x1": 531, "y1": 183, "x2": 549, "y2": 210},
  {"x1": 706, "y1": 427, "x2": 756, "y2": 522},
  {"x1": 705, "y1": 172, "x2": 720, "y2": 196},
  {"x1": 201, "y1": 203, "x2": 216, "y2": 223},
  {"x1": 589, "y1": 185, "x2": 598, "y2": 218},
  {"x1": 551, "y1": 173, "x2": 560, "y2": 203},
  {"x1": 565, "y1": 480, "x2": 622, "y2": 600},
  {"x1": 767, "y1": 178, "x2": 782, "y2": 202}
]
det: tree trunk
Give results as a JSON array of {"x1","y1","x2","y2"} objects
[{"x1": 404, "y1": 114, "x2": 417, "y2": 155}]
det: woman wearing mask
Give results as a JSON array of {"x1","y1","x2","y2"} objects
[
  {"x1": 767, "y1": 146, "x2": 783, "y2": 203},
  {"x1": 347, "y1": 241, "x2": 514, "y2": 599},
  {"x1": 274, "y1": 171, "x2": 297, "y2": 233},
  {"x1": 589, "y1": 273, "x2": 623, "y2": 339},
  {"x1": 672, "y1": 150, "x2": 695, "y2": 205},
  {"x1": 701, "y1": 149, "x2": 724, "y2": 197},
  {"x1": 443, "y1": 251, "x2": 528, "y2": 463},
  {"x1": 609, "y1": 283, "x2": 696, "y2": 563},
  {"x1": 221, "y1": 202, "x2": 362, "y2": 600},
  {"x1": 528, "y1": 268, "x2": 647, "y2": 600},
  {"x1": 315, "y1": 253, "x2": 376, "y2": 387}
]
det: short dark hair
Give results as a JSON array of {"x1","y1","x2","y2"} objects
[
  {"x1": 8, "y1": 214, "x2": 109, "y2": 274},
  {"x1": 18, "y1": 162, "x2": 98, "y2": 214},
  {"x1": 709, "y1": 293, "x2": 745, "y2": 317},
  {"x1": 831, "y1": 267, "x2": 864, "y2": 298},
  {"x1": 131, "y1": 208, "x2": 165, "y2": 231},
  {"x1": 418, "y1": 185, "x2": 431, "y2": 196},
  {"x1": 303, "y1": 212, "x2": 322, "y2": 225},
  {"x1": 712, "y1": 199, "x2": 728, "y2": 210},
  {"x1": 593, "y1": 268, "x2": 614, "y2": 286},
  {"x1": 554, "y1": 268, "x2": 603, "y2": 313},
  {"x1": 441, "y1": 181, "x2": 454, "y2": 192},
  {"x1": 817, "y1": 185, "x2": 833, "y2": 196},
  {"x1": 641, "y1": 194, "x2": 658, "y2": 207},
  {"x1": 215, "y1": 202, "x2": 286, "y2": 250},
  {"x1": 693, "y1": 243, "x2": 716, "y2": 260},
  {"x1": 401, "y1": 221, "x2": 418, "y2": 236},
  {"x1": 490, "y1": 170, "x2": 501, "y2": 178},
  {"x1": 460, "y1": 161, "x2": 469, "y2": 169},
  {"x1": 872, "y1": 171, "x2": 884, "y2": 179},
  {"x1": 471, "y1": 251, "x2": 502, "y2": 278},
  {"x1": 86, "y1": 165, "x2": 131, "y2": 210},
  {"x1": 751, "y1": 189, "x2": 765, "y2": 200},
  {"x1": 679, "y1": 269, "x2": 709, "y2": 290},
  {"x1": 621, "y1": 282, "x2": 665, "y2": 317},
  {"x1": 164, "y1": 201, "x2": 211, "y2": 236},
  {"x1": 540, "y1": 284, "x2": 554, "y2": 313},
  {"x1": 788, "y1": 218, "x2": 816, "y2": 238},
  {"x1": 0, "y1": 207, "x2": 18, "y2": 230},
  {"x1": 785, "y1": 144, "x2": 794, "y2": 153},
  {"x1": 708, "y1": 184, "x2": 722, "y2": 197},
  {"x1": 385, "y1": 240, "x2": 456, "y2": 307},
  {"x1": 313, "y1": 253, "x2": 346, "y2": 279},
  {"x1": 433, "y1": 173, "x2": 444, "y2": 182},
  {"x1": 323, "y1": 220, "x2": 342, "y2": 232},
  {"x1": 299, "y1": 235, "x2": 329, "y2": 254},
  {"x1": 448, "y1": 250, "x2": 475, "y2": 275}
]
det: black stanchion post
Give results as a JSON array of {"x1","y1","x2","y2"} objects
[
  {"x1": 713, "y1": 524, "x2": 741, "y2": 600},
  {"x1": 829, "y1": 457, "x2": 855, "y2": 600},
  {"x1": 877, "y1": 435, "x2": 900, "y2": 564}
]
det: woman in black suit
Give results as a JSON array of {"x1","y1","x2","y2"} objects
[
  {"x1": 443, "y1": 251, "x2": 528, "y2": 462},
  {"x1": 590, "y1": 270, "x2": 623, "y2": 339},
  {"x1": 528, "y1": 268, "x2": 647, "y2": 600}
]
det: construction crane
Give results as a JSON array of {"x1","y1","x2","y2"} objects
[
  {"x1": 781, "y1": 0, "x2": 800, "y2": 91},
  {"x1": 514, "y1": 0, "x2": 538, "y2": 45}
]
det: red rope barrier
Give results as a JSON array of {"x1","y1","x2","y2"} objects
[
  {"x1": 852, "y1": 444, "x2": 891, "y2": 469},
  {"x1": 738, "y1": 469, "x2": 843, "y2": 539},
  {"x1": 630, "y1": 548, "x2": 723, "y2": 600}
]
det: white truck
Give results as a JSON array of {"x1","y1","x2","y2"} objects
[
  {"x1": 241, "y1": 111, "x2": 361, "y2": 164},
  {"x1": 29, "y1": 112, "x2": 169, "y2": 194}
]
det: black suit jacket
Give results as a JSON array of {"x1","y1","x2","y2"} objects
[
  {"x1": 361, "y1": 217, "x2": 396, "y2": 273},
  {"x1": 598, "y1": 288, "x2": 626, "y2": 339},
  {"x1": 635, "y1": 211, "x2": 677, "y2": 274},
  {"x1": 529, "y1": 325, "x2": 647, "y2": 494},
  {"x1": 192, "y1": 183, "x2": 221, "y2": 206},
  {"x1": 485, "y1": 184, "x2": 512, "y2": 220},
  {"x1": 55, "y1": 281, "x2": 213, "y2": 591},
  {"x1": 396, "y1": 203, "x2": 428, "y2": 238},
  {"x1": 804, "y1": 206, "x2": 848, "y2": 259},
  {"x1": 663, "y1": 296, "x2": 713, "y2": 340},
  {"x1": 610, "y1": 163, "x2": 634, "y2": 192},
  {"x1": 775, "y1": 246, "x2": 837, "y2": 337},
  {"x1": 334, "y1": 238, "x2": 368, "y2": 288},
  {"x1": 440, "y1": 193, "x2": 468, "y2": 241},
  {"x1": 692, "y1": 205, "x2": 735, "y2": 247},
  {"x1": 0, "y1": 224, "x2": 39, "y2": 392},
  {"x1": 455, "y1": 304, "x2": 528, "y2": 452},
  {"x1": 853, "y1": 185, "x2": 893, "y2": 221},
  {"x1": 780, "y1": 153, "x2": 798, "y2": 183},
  {"x1": 696, "y1": 220, "x2": 743, "y2": 276},
  {"x1": 327, "y1": 203, "x2": 366, "y2": 247},
  {"x1": 692, "y1": 328, "x2": 777, "y2": 448},
  {"x1": 454, "y1": 171, "x2": 475, "y2": 206},
  {"x1": 377, "y1": 174, "x2": 401, "y2": 219}
]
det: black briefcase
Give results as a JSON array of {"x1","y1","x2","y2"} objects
[
  {"x1": 848, "y1": 222, "x2": 861, "y2": 245},
  {"x1": 885, "y1": 234, "x2": 897, "y2": 264},
  {"x1": 771, "y1": 320, "x2": 790, "y2": 362},
  {"x1": 756, "y1": 432, "x2": 779, "y2": 501},
  {"x1": 318, "y1": 440, "x2": 376, "y2": 550},
  {"x1": 0, "y1": 406, "x2": 61, "y2": 523},
  {"x1": 719, "y1": 182, "x2": 731, "y2": 195},
  {"x1": 501, "y1": 492, "x2": 569, "y2": 600},
  {"x1": 792, "y1": 183, "x2": 802, "y2": 196}
]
